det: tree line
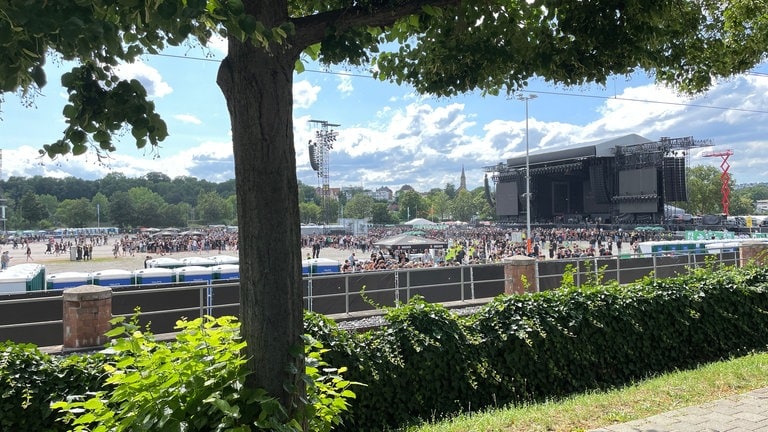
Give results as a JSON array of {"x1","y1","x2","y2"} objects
[
  {"x1": 675, "y1": 166, "x2": 768, "y2": 216},
  {"x1": 0, "y1": 171, "x2": 496, "y2": 230},
  {"x1": 0, "y1": 171, "x2": 236, "y2": 230},
  {"x1": 3, "y1": 166, "x2": 766, "y2": 232}
]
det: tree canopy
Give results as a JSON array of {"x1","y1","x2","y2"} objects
[{"x1": 2, "y1": 0, "x2": 765, "y2": 425}]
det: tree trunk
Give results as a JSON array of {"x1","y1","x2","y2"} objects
[{"x1": 216, "y1": 34, "x2": 304, "y2": 414}]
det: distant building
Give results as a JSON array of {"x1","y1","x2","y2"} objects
[
  {"x1": 340, "y1": 186, "x2": 366, "y2": 200},
  {"x1": 370, "y1": 186, "x2": 393, "y2": 202},
  {"x1": 314, "y1": 186, "x2": 341, "y2": 200},
  {"x1": 395, "y1": 184, "x2": 415, "y2": 198},
  {"x1": 756, "y1": 199, "x2": 768, "y2": 213}
]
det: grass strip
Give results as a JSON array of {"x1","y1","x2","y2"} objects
[{"x1": 407, "y1": 351, "x2": 768, "y2": 432}]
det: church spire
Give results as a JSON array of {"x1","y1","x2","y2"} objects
[{"x1": 459, "y1": 164, "x2": 467, "y2": 191}]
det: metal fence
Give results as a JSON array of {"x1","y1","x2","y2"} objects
[{"x1": 0, "y1": 250, "x2": 741, "y2": 347}]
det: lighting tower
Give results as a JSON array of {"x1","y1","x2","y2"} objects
[
  {"x1": 307, "y1": 119, "x2": 339, "y2": 224},
  {"x1": 702, "y1": 149, "x2": 734, "y2": 216},
  {"x1": 0, "y1": 149, "x2": 5, "y2": 233},
  {"x1": 515, "y1": 92, "x2": 537, "y2": 254}
]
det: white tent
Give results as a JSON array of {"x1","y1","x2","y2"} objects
[
  {"x1": 403, "y1": 218, "x2": 436, "y2": 226},
  {"x1": 373, "y1": 234, "x2": 447, "y2": 250}
]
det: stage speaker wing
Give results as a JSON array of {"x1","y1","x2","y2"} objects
[{"x1": 308, "y1": 143, "x2": 319, "y2": 171}]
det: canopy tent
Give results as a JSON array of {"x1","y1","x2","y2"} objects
[
  {"x1": 403, "y1": 218, "x2": 436, "y2": 226},
  {"x1": 373, "y1": 234, "x2": 447, "y2": 250},
  {"x1": 151, "y1": 230, "x2": 178, "y2": 237},
  {"x1": 635, "y1": 226, "x2": 665, "y2": 231}
]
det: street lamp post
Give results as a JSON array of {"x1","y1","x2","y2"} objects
[{"x1": 516, "y1": 93, "x2": 537, "y2": 255}]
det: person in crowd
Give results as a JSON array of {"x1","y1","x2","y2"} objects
[
  {"x1": 341, "y1": 259, "x2": 352, "y2": 272},
  {"x1": 421, "y1": 249, "x2": 433, "y2": 266},
  {"x1": 1, "y1": 251, "x2": 10, "y2": 270}
]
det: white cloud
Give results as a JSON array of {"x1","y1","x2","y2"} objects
[
  {"x1": 113, "y1": 62, "x2": 173, "y2": 98},
  {"x1": 337, "y1": 75, "x2": 353, "y2": 95},
  {"x1": 293, "y1": 80, "x2": 320, "y2": 109},
  {"x1": 6, "y1": 56, "x2": 768, "y2": 195},
  {"x1": 174, "y1": 114, "x2": 202, "y2": 125}
]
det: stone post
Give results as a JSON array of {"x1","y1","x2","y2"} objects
[
  {"x1": 62, "y1": 285, "x2": 112, "y2": 351},
  {"x1": 503, "y1": 256, "x2": 538, "y2": 295},
  {"x1": 740, "y1": 241, "x2": 768, "y2": 267}
]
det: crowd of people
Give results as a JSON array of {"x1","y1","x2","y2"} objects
[
  {"x1": 304, "y1": 225, "x2": 675, "y2": 272},
  {"x1": 1, "y1": 224, "x2": 675, "y2": 273},
  {"x1": 1, "y1": 228, "x2": 240, "y2": 266}
]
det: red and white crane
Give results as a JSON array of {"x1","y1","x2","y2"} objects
[{"x1": 702, "y1": 149, "x2": 734, "y2": 216}]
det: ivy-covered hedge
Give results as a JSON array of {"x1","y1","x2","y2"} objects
[
  {"x1": 3, "y1": 263, "x2": 767, "y2": 431},
  {"x1": 0, "y1": 343, "x2": 106, "y2": 431},
  {"x1": 306, "y1": 263, "x2": 768, "y2": 431}
]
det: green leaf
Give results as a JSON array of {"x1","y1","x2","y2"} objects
[
  {"x1": 72, "y1": 142, "x2": 87, "y2": 155},
  {"x1": 61, "y1": 71, "x2": 77, "y2": 88},
  {"x1": 157, "y1": 1, "x2": 178, "y2": 19},
  {"x1": 69, "y1": 129, "x2": 86, "y2": 145},
  {"x1": 62, "y1": 104, "x2": 77, "y2": 118},
  {"x1": 93, "y1": 130, "x2": 110, "y2": 142},
  {"x1": 237, "y1": 15, "x2": 258, "y2": 36},
  {"x1": 227, "y1": 0, "x2": 244, "y2": 15},
  {"x1": 0, "y1": 23, "x2": 13, "y2": 45},
  {"x1": 131, "y1": 127, "x2": 147, "y2": 140}
]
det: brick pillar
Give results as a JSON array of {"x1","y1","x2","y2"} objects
[
  {"x1": 503, "y1": 256, "x2": 538, "y2": 295},
  {"x1": 740, "y1": 241, "x2": 768, "y2": 267},
  {"x1": 62, "y1": 285, "x2": 112, "y2": 351}
]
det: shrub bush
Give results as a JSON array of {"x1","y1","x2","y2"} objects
[
  {"x1": 0, "y1": 342, "x2": 106, "y2": 431},
  {"x1": 320, "y1": 263, "x2": 768, "y2": 431},
  {"x1": 6, "y1": 263, "x2": 768, "y2": 432},
  {"x1": 53, "y1": 315, "x2": 357, "y2": 432}
]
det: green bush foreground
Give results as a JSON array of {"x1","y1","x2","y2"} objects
[
  {"x1": 2, "y1": 262, "x2": 768, "y2": 431},
  {"x1": 2, "y1": 315, "x2": 356, "y2": 432}
]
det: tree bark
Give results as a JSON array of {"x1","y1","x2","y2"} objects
[
  {"x1": 213, "y1": 0, "x2": 461, "y2": 422},
  {"x1": 216, "y1": 33, "x2": 304, "y2": 413}
]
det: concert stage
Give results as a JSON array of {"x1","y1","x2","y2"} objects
[{"x1": 485, "y1": 134, "x2": 711, "y2": 225}]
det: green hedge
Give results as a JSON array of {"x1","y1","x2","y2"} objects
[
  {"x1": 305, "y1": 263, "x2": 768, "y2": 431},
  {"x1": 1, "y1": 315, "x2": 355, "y2": 432},
  {"x1": 0, "y1": 343, "x2": 106, "y2": 431},
  {"x1": 3, "y1": 263, "x2": 767, "y2": 431}
]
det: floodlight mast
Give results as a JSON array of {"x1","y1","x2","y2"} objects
[
  {"x1": 308, "y1": 120, "x2": 340, "y2": 224},
  {"x1": 515, "y1": 93, "x2": 537, "y2": 254}
]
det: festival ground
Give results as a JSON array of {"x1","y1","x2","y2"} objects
[{"x1": 0, "y1": 239, "x2": 355, "y2": 276}]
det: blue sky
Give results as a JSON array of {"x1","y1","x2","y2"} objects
[{"x1": 2, "y1": 38, "x2": 768, "y2": 194}]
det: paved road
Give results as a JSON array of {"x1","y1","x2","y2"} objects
[{"x1": 590, "y1": 388, "x2": 768, "y2": 431}]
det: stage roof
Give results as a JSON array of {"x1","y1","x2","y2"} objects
[{"x1": 504, "y1": 133, "x2": 653, "y2": 169}]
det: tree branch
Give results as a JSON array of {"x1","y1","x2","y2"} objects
[{"x1": 292, "y1": 0, "x2": 461, "y2": 48}]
